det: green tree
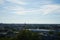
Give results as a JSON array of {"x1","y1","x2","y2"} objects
[
  {"x1": 48, "y1": 31, "x2": 54, "y2": 35},
  {"x1": 57, "y1": 32, "x2": 60, "y2": 40},
  {"x1": 15, "y1": 30, "x2": 41, "y2": 40}
]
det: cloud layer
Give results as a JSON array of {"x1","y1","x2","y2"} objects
[
  {"x1": 1, "y1": 0, "x2": 59, "y2": 15},
  {"x1": 0, "y1": 0, "x2": 60, "y2": 23}
]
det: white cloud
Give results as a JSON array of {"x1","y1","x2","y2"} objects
[
  {"x1": 35, "y1": 0, "x2": 52, "y2": 5},
  {"x1": 13, "y1": 10, "x2": 36, "y2": 15},
  {"x1": 3, "y1": 6, "x2": 25, "y2": 11},
  {"x1": 39, "y1": 5, "x2": 60, "y2": 15},
  {"x1": 0, "y1": 0, "x2": 4, "y2": 4},
  {"x1": 3, "y1": 4, "x2": 60, "y2": 15},
  {"x1": 3, "y1": 5, "x2": 38, "y2": 15},
  {"x1": 14, "y1": 9, "x2": 40, "y2": 15},
  {"x1": 3, "y1": 6, "x2": 28, "y2": 15},
  {"x1": 6, "y1": 0, "x2": 27, "y2": 5},
  {"x1": 12, "y1": 11, "x2": 27, "y2": 15},
  {"x1": 11, "y1": 5, "x2": 60, "y2": 15}
]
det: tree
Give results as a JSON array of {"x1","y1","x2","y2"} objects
[
  {"x1": 57, "y1": 32, "x2": 60, "y2": 40},
  {"x1": 15, "y1": 30, "x2": 41, "y2": 40},
  {"x1": 48, "y1": 31, "x2": 54, "y2": 35}
]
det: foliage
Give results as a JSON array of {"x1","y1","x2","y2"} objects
[
  {"x1": 15, "y1": 30, "x2": 41, "y2": 40},
  {"x1": 0, "y1": 30, "x2": 42, "y2": 40},
  {"x1": 48, "y1": 31, "x2": 54, "y2": 35}
]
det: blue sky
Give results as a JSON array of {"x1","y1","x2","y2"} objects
[{"x1": 0, "y1": 0, "x2": 60, "y2": 24}]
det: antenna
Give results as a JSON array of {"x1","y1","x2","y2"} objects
[{"x1": 23, "y1": 18, "x2": 27, "y2": 30}]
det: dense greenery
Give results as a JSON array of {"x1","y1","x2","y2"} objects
[
  {"x1": 0, "y1": 30, "x2": 41, "y2": 40},
  {"x1": 0, "y1": 30, "x2": 60, "y2": 40},
  {"x1": 15, "y1": 30, "x2": 41, "y2": 40}
]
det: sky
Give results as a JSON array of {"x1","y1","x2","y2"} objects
[{"x1": 0, "y1": 0, "x2": 60, "y2": 24}]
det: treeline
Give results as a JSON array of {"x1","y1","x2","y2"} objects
[{"x1": 0, "y1": 24, "x2": 60, "y2": 30}]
